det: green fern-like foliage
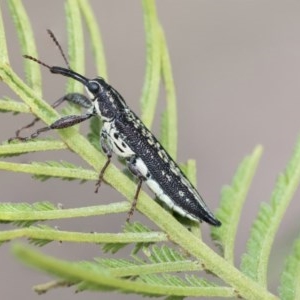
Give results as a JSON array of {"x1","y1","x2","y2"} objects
[
  {"x1": 279, "y1": 237, "x2": 300, "y2": 299},
  {"x1": 0, "y1": 0, "x2": 299, "y2": 299},
  {"x1": 240, "y1": 136, "x2": 300, "y2": 286},
  {"x1": 211, "y1": 145, "x2": 263, "y2": 263}
]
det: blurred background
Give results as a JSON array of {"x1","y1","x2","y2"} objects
[{"x1": 1, "y1": 0, "x2": 300, "y2": 299}]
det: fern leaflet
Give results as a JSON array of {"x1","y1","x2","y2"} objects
[
  {"x1": 31, "y1": 160, "x2": 93, "y2": 182},
  {"x1": 0, "y1": 201, "x2": 56, "y2": 227},
  {"x1": 102, "y1": 222, "x2": 154, "y2": 254},
  {"x1": 211, "y1": 145, "x2": 263, "y2": 263},
  {"x1": 28, "y1": 224, "x2": 57, "y2": 246},
  {"x1": 279, "y1": 237, "x2": 300, "y2": 300},
  {"x1": 241, "y1": 136, "x2": 300, "y2": 286}
]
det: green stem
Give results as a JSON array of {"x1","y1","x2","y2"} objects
[
  {"x1": 108, "y1": 261, "x2": 202, "y2": 277},
  {"x1": 1, "y1": 229, "x2": 166, "y2": 244},
  {"x1": 159, "y1": 24, "x2": 178, "y2": 159},
  {"x1": 0, "y1": 65, "x2": 107, "y2": 172},
  {"x1": 7, "y1": 0, "x2": 42, "y2": 96},
  {"x1": 279, "y1": 237, "x2": 300, "y2": 299},
  {"x1": 77, "y1": 0, "x2": 107, "y2": 79},
  {"x1": 0, "y1": 161, "x2": 97, "y2": 180},
  {"x1": 0, "y1": 99, "x2": 30, "y2": 113},
  {"x1": 137, "y1": 198, "x2": 278, "y2": 300},
  {"x1": 0, "y1": 65, "x2": 61, "y2": 123},
  {"x1": 0, "y1": 202, "x2": 130, "y2": 221},
  {"x1": 0, "y1": 2, "x2": 8, "y2": 63},
  {"x1": 212, "y1": 145, "x2": 263, "y2": 264},
  {"x1": 184, "y1": 159, "x2": 197, "y2": 187},
  {"x1": 224, "y1": 146, "x2": 262, "y2": 263},
  {"x1": 140, "y1": 0, "x2": 161, "y2": 129},
  {"x1": 0, "y1": 140, "x2": 66, "y2": 154},
  {"x1": 241, "y1": 136, "x2": 300, "y2": 286},
  {"x1": 65, "y1": 0, "x2": 84, "y2": 94},
  {"x1": 13, "y1": 244, "x2": 236, "y2": 298}
]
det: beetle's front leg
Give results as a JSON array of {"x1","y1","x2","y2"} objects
[
  {"x1": 9, "y1": 93, "x2": 92, "y2": 141},
  {"x1": 9, "y1": 113, "x2": 93, "y2": 142},
  {"x1": 53, "y1": 93, "x2": 92, "y2": 109},
  {"x1": 94, "y1": 131, "x2": 113, "y2": 193}
]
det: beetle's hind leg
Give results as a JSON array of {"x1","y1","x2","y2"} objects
[
  {"x1": 9, "y1": 93, "x2": 92, "y2": 142},
  {"x1": 126, "y1": 178, "x2": 143, "y2": 222},
  {"x1": 126, "y1": 155, "x2": 147, "y2": 222}
]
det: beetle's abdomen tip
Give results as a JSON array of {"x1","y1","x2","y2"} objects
[
  {"x1": 203, "y1": 214, "x2": 222, "y2": 227},
  {"x1": 211, "y1": 218, "x2": 222, "y2": 227}
]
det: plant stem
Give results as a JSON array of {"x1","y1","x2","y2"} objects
[
  {"x1": 0, "y1": 161, "x2": 97, "y2": 180},
  {"x1": 0, "y1": 140, "x2": 66, "y2": 154},
  {"x1": 0, "y1": 202, "x2": 130, "y2": 221},
  {"x1": 108, "y1": 261, "x2": 202, "y2": 277},
  {"x1": 8, "y1": 0, "x2": 42, "y2": 96},
  {"x1": 0, "y1": 229, "x2": 166, "y2": 244},
  {"x1": 77, "y1": 0, "x2": 107, "y2": 79},
  {"x1": 0, "y1": 99, "x2": 30, "y2": 113},
  {"x1": 13, "y1": 244, "x2": 236, "y2": 298},
  {"x1": 140, "y1": 0, "x2": 161, "y2": 129}
]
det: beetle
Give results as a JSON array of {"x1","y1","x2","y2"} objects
[{"x1": 11, "y1": 31, "x2": 221, "y2": 227}]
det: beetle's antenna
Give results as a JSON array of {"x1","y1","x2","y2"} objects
[
  {"x1": 47, "y1": 29, "x2": 70, "y2": 69},
  {"x1": 23, "y1": 30, "x2": 70, "y2": 71},
  {"x1": 23, "y1": 54, "x2": 52, "y2": 70}
]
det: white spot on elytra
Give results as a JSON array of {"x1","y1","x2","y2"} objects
[
  {"x1": 179, "y1": 191, "x2": 184, "y2": 197},
  {"x1": 146, "y1": 178, "x2": 199, "y2": 222},
  {"x1": 135, "y1": 158, "x2": 149, "y2": 178},
  {"x1": 146, "y1": 179, "x2": 163, "y2": 197}
]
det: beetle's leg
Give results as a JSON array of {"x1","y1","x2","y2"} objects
[
  {"x1": 94, "y1": 131, "x2": 113, "y2": 193},
  {"x1": 54, "y1": 93, "x2": 92, "y2": 109},
  {"x1": 9, "y1": 113, "x2": 93, "y2": 142},
  {"x1": 126, "y1": 155, "x2": 146, "y2": 222},
  {"x1": 10, "y1": 93, "x2": 92, "y2": 141},
  {"x1": 126, "y1": 178, "x2": 143, "y2": 222},
  {"x1": 94, "y1": 155, "x2": 111, "y2": 193}
]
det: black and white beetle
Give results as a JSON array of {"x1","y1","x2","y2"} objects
[{"x1": 11, "y1": 31, "x2": 221, "y2": 227}]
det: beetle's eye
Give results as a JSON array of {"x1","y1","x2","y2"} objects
[{"x1": 87, "y1": 81, "x2": 100, "y2": 94}]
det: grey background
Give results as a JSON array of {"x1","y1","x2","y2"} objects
[{"x1": 1, "y1": 0, "x2": 300, "y2": 299}]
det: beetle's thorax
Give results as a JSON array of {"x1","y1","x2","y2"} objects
[{"x1": 88, "y1": 78, "x2": 128, "y2": 121}]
